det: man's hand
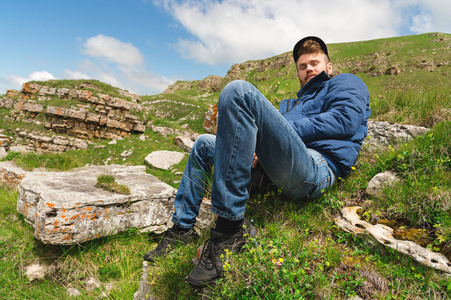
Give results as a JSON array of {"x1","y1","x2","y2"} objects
[{"x1": 252, "y1": 153, "x2": 259, "y2": 168}]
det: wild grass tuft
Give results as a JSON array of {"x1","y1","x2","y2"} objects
[
  {"x1": 2, "y1": 151, "x2": 83, "y2": 171},
  {"x1": 371, "y1": 89, "x2": 451, "y2": 127},
  {"x1": 95, "y1": 174, "x2": 131, "y2": 195}
]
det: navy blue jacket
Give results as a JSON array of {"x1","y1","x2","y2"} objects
[{"x1": 279, "y1": 72, "x2": 371, "y2": 177}]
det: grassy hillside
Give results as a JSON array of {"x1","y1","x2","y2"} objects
[{"x1": 0, "y1": 33, "x2": 450, "y2": 299}]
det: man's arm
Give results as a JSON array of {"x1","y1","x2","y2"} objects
[{"x1": 288, "y1": 74, "x2": 369, "y2": 142}]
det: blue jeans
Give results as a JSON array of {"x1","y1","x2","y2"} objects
[{"x1": 172, "y1": 80, "x2": 336, "y2": 228}]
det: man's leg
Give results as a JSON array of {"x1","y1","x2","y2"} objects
[
  {"x1": 144, "y1": 134, "x2": 216, "y2": 262},
  {"x1": 172, "y1": 134, "x2": 216, "y2": 229},
  {"x1": 211, "y1": 80, "x2": 335, "y2": 218},
  {"x1": 188, "y1": 80, "x2": 335, "y2": 287}
]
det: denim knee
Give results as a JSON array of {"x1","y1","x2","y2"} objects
[
  {"x1": 219, "y1": 80, "x2": 255, "y2": 109},
  {"x1": 192, "y1": 134, "x2": 215, "y2": 152}
]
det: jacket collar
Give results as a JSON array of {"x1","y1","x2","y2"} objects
[{"x1": 296, "y1": 71, "x2": 330, "y2": 99}]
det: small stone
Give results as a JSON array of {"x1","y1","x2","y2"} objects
[
  {"x1": 85, "y1": 277, "x2": 101, "y2": 291},
  {"x1": 144, "y1": 151, "x2": 185, "y2": 170},
  {"x1": 25, "y1": 263, "x2": 47, "y2": 281},
  {"x1": 366, "y1": 171, "x2": 400, "y2": 197},
  {"x1": 67, "y1": 287, "x2": 82, "y2": 297},
  {"x1": 0, "y1": 147, "x2": 7, "y2": 160},
  {"x1": 174, "y1": 136, "x2": 194, "y2": 152}
]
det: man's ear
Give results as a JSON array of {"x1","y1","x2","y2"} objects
[{"x1": 327, "y1": 62, "x2": 333, "y2": 75}]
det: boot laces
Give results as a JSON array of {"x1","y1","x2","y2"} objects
[{"x1": 198, "y1": 239, "x2": 218, "y2": 272}]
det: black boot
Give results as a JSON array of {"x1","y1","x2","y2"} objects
[
  {"x1": 144, "y1": 226, "x2": 199, "y2": 262},
  {"x1": 187, "y1": 219, "x2": 255, "y2": 288}
]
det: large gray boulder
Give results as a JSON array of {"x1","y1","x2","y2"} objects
[
  {"x1": 365, "y1": 120, "x2": 429, "y2": 150},
  {"x1": 16, "y1": 164, "x2": 177, "y2": 245}
]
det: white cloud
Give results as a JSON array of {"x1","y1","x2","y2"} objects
[
  {"x1": 402, "y1": 0, "x2": 451, "y2": 34},
  {"x1": 5, "y1": 71, "x2": 56, "y2": 90},
  {"x1": 62, "y1": 69, "x2": 91, "y2": 80},
  {"x1": 74, "y1": 36, "x2": 175, "y2": 94},
  {"x1": 154, "y1": 0, "x2": 450, "y2": 65},
  {"x1": 83, "y1": 34, "x2": 144, "y2": 67}
]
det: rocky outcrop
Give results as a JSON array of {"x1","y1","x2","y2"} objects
[
  {"x1": 1, "y1": 82, "x2": 148, "y2": 141},
  {"x1": 203, "y1": 104, "x2": 218, "y2": 134},
  {"x1": 0, "y1": 134, "x2": 13, "y2": 159},
  {"x1": 163, "y1": 81, "x2": 196, "y2": 94},
  {"x1": 3, "y1": 161, "x2": 215, "y2": 246},
  {"x1": 364, "y1": 121, "x2": 429, "y2": 150},
  {"x1": 15, "y1": 164, "x2": 177, "y2": 245},
  {"x1": 15, "y1": 130, "x2": 88, "y2": 153},
  {"x1": 197, "y1": 75, "x2": 224, "y2": 92}
]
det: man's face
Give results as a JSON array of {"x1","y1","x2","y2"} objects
[{"x1": 296, "y1": 52, "x2": 333, "y2": 87}]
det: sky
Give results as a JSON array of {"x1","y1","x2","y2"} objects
[{"x1": 0, "y1": 0, "x2": 449, "y2": 96}]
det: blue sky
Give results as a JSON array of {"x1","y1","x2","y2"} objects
[{"x1": 0, "y1": 0, "x2": 449, "y2": 95}]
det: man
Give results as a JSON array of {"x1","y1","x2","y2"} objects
[{"x1": 144, "y1": 36, "x2": 371, "y2": 288}]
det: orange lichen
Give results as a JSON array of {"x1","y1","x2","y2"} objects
[{"x1": 46, "y1": 203, "x2": 55, "y2": 208}]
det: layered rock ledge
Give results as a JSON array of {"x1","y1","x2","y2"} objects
[{"x1": 15, "y1": 164, "x2": 176, "y2": 245}]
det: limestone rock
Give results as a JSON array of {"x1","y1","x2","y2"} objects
[
  {"x1": 16, "y1": 164, "x2": 178, "y2": 245},
  {"x1": 67, "y1": 287, "x2": 82, "y2": 297},
  {"x1": 197, "y1": 75, "x2": 224, "y2": 92},
  {"x1": 0, "y1": 147, "x2": 7, "y2": 160},
  {"x1": 366, "y1": 171, "x2": 400, "y2": 197},
  {"x1": 365, "y1": 121, "x2": 429, "y2": 150},
  {"x1": 0, "y1": 161, "x2": 27, "y2": 188},
  {"x1": 152, "y1": 126, "x2": 175, "y2": 136},
  {"x1": 145, "y1": 151, "x2": 185, "y2": 170},
  {"x1": 203, "y1": 104, "x2": 218, "y2": 134},
  {"x1": 0, "y1": 134, "x2": 14, "y2": 150},
  {"x1": 8, "y1": 145, "x2": 33, "y2": 153},
  {"x1": 174, "y1": 135, "x2": 194, "y2": 152},
  {"x1": 335, "y1": 206, "x2": 451, "y2": 274},
  {"x1": 133, "y1": 261, "x2": 155, "y2": 300},
  {"x1": 25, "y1": 263, "x2": 47, "y2": 281},
  {"x1": 85, "y1": 277, "x2": 101, "y2": 291}
]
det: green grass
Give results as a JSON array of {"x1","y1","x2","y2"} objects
[
  {"x1": 1, "y1": 130, "x2": 188, "y2": 188},
  {"x1": 0, "y1": 185, "x2": 151, "y2": 299},
  {"x1": 2, "y1": 151, "x2": 83, "y2": 171},
  {"x1": 29, "y1": 79, "x2": 135, "y2": 101},
  {"x1": 369, "y1": 88, "x2": 450, "y2": 127},
  {"x1": 1, "y1": 32, "x2": 451, "y2": 299},
  {"x1": 95, "y1": 174, "x2": 130, "y2": 195}
]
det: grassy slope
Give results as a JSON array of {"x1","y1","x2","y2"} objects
[{"x1": 0, "y1": 33, "x2": 450, "y2": 299}]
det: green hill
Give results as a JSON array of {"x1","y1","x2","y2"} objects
[{"x1": 0, "y1": 32, "x2": 450, "y2": 299}]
